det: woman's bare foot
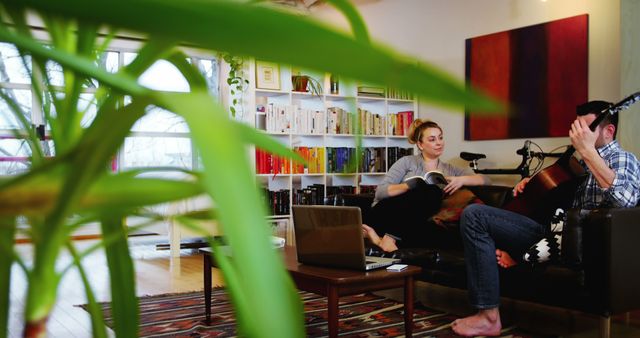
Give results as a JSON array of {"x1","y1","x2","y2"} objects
[
  {"x1": 451, "y1": 308, "x2": 502, "y2": 337},
  {"x1": 362, "y1": 224, "x2": 399, "y2": 252},
  {"x1": 496, "y1": 249, "x2": 517, "y2": 268}
]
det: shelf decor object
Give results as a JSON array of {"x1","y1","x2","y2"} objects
[{"x1": 255, "y1": 60, "x2": 281, "y2": 90}]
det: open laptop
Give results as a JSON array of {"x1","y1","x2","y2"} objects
[{"x1": 292, "y1": 205, "x2": 400, "y2": 270}]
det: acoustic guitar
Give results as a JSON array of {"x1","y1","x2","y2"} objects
[{"x1": 503, "y1": 92, "x2": 640, "y2": 223}]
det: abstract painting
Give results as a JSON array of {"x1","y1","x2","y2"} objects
[{"x1": 465, "y1": 14, "x2": 588, "y2": 140}]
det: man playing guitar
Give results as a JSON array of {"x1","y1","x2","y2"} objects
[{"x1": 452, "y1": 100, "x2": 640, "y2": 337}]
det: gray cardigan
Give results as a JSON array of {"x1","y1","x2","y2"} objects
[{"x1": 373, "y1": 154, "x2": 472, "y2": 205}]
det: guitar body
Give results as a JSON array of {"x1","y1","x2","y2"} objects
[{"x1": 503, "y1": 155, "x2": 585, "y2": 224}]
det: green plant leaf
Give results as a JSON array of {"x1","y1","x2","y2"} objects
[
  {"x1": 100, "y1": 215, "x2": 138, "y2": 338},
  {"x1": 166, "y1": 50, "x2": 207, "y2": 90},
  {"x1": 172, "y1": 214, "x2": 215, "y2": 238},
  {"x1": 325, "y1": 0, "x2": 369, "y2": 43},
  {"x1": 64, "y1": 221, "x2": 162, "y2": 271},
  {"x1": 156, "y1": 90, "x2": 305, "y2": 337},
  {"x1": 232, "y1": 121, "x2": 304, "y2": 162},
  {"x1": 0, "y1": 89, "x2": 44, "y2": 164},
  {"x1": 65, "y1": 242, "x2": 108, "y2": 338},
  {"x1": 0, "y1": 23, "x2": 146, "y2": 97},
  {"x1": 0, "y1": 217, "x2": 15, "y2": 338},
  {"x1": 84, "y1": 174, "x2": 205, "y2": 211},
  {"x1": 0, "y1": 168, "x2": 65, "y2": 217},
  {"x1": 37, "y1": 99, "x2": 152, "y2": 272},
  {"x1": 8, "y1": 0, "x2": 502, "y2": 111},
  {"x1": 207, "y1": 243, "x2": 252, "y2": 336},
  {"x1": 0, "y1": 170, "x2": 204, "y2": 217}
]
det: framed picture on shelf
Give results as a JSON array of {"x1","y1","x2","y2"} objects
[{"x1": 255, "y1": 60, "x2": 280, "y2": 90}]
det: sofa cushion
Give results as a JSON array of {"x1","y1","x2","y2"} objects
[
  {"x1": 431, "y1": 188, "x2": 484, "y2": 229},
  {"x1": 523, "y1": 208, "x2": 565, "y2": 265}
]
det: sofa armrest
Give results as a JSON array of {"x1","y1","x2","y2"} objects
[{"x1": 567, "y1": 207, "x2": 640, "y2": 314}]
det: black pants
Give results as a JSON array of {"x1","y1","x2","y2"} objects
[{"x1": 367, "y1": 184, "x2": 443, "y2": 248}]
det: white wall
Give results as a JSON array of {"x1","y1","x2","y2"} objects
[
  {"x1": 312, "y1": 0, "x2": 621, "y2": 185},
  {"x1": 620, "y1": 0, "x2": 640, "y2": 157}
]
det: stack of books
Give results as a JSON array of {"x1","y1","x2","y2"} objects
[
  {"x1": 387, "y1": 110, "x2": 414, "y2": 136},
  {"x1": 293, "y1": 184, "x2": 325, "y2": 205},
  {"x1": 261, "y1": 188, "x2": 290, "y2": 215},
  {"x1": 292, "y1": 147, "x2": 325, "y2": 174},
  {"x1": 387, "y1": 147, "x2": 414, "y2": 167}
]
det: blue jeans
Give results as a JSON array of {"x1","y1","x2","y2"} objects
[{"x1": 459, "y1": 204, "x2": 546, "y2": 309}]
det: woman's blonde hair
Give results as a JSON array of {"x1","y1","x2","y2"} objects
[{"x1": 407, "y1": 119, "x2": 442, "y2": 144}]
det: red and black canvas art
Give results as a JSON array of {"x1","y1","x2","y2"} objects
[{"x1": 465, "y1": 14, "x2": 588, "y2": 140}]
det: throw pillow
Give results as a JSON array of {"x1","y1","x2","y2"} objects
[
  {"x1": 431, "y1": 188, "x2": 484, "y2": 229},
  {"x1": 523, "y1": 208, "x2": 566, "y2": 265}
]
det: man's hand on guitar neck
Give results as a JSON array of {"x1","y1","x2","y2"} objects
[
  {"x1": 570, "y1": 117, "x2": 599, "y2": 157},
  {"x1": 513, "y1": 177, "x2": 531, "y2": 196},
  {"x1": 571, "y1": 115, "x2": 616, "y2": 189}
]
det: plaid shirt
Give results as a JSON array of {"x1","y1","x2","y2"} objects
[{"x1": 572, "y1": 140, "x2": 640, "y2": 209}]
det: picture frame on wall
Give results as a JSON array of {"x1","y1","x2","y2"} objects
[
  {"x1": 255, "y1": 61, "x2": 280, "y2": 90},
  {"x1": 464, "y1": 14, "x2": 588, "y2": 140}
]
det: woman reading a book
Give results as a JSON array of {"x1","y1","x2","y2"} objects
[{"x1": 363, "y1": 119, "x2": 490, "y2": 252}]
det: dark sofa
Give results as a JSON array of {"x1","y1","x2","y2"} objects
[{"x1": 338, "y1": 185, "x2": 640, "y2": 337}]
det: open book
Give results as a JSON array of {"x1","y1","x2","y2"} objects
[{"x1": 404, "y1": 170, "x2": 448, "y2": 189}]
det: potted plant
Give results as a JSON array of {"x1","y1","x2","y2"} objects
[
  {"x1": 291, "y1": 70, "x2": 323, "y2": 95},
  {"x1": 0, "y1": 1, "x2": 499, "y2": 337}
]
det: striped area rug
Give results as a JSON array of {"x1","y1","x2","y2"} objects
[{"x1": 88, "y1": 289, "x2": 547, "y2": 337}]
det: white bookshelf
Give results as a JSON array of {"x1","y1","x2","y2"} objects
[{"x1": 247, "y1": 61, "x2": 418, "y2": 218}]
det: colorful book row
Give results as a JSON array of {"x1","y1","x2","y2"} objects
[{"x1": 256, "y1": 147, "x2": 414, "y2": 175}]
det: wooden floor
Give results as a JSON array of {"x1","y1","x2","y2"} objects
[{"x1": 9, "y1": 237, "x2": 224, "y2": 338}]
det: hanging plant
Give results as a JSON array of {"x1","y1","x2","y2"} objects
[{"x1": 222, "y1": 53, "x2": 249, "y2": 118}]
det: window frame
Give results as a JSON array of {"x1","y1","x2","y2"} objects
[{"x1": 0, "y1": 36, "x2": 221, "y2": 175}]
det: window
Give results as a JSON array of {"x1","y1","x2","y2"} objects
[
  {"x1": 120, "y1": 54, "x2": 220, "y2": 170},
  {"x1": 0, "y1": 41, "x2": 220, "y2": 175}
]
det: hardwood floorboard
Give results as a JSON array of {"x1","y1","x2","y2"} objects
[{"x1": 9, "y1": 238, "x2": 223, "y2": 338}]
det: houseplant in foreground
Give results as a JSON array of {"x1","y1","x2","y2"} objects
[{"x1": 0, "y1": 0, "x2": 500, "y2": 337}]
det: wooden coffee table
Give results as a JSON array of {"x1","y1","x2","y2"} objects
[{"x1": 200, "y1": 246, "x2": 422, "y2": 337}]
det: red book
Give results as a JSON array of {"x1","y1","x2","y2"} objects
[{"x1": 398, "y1": 111, "x2": 414, "y2": 136}]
